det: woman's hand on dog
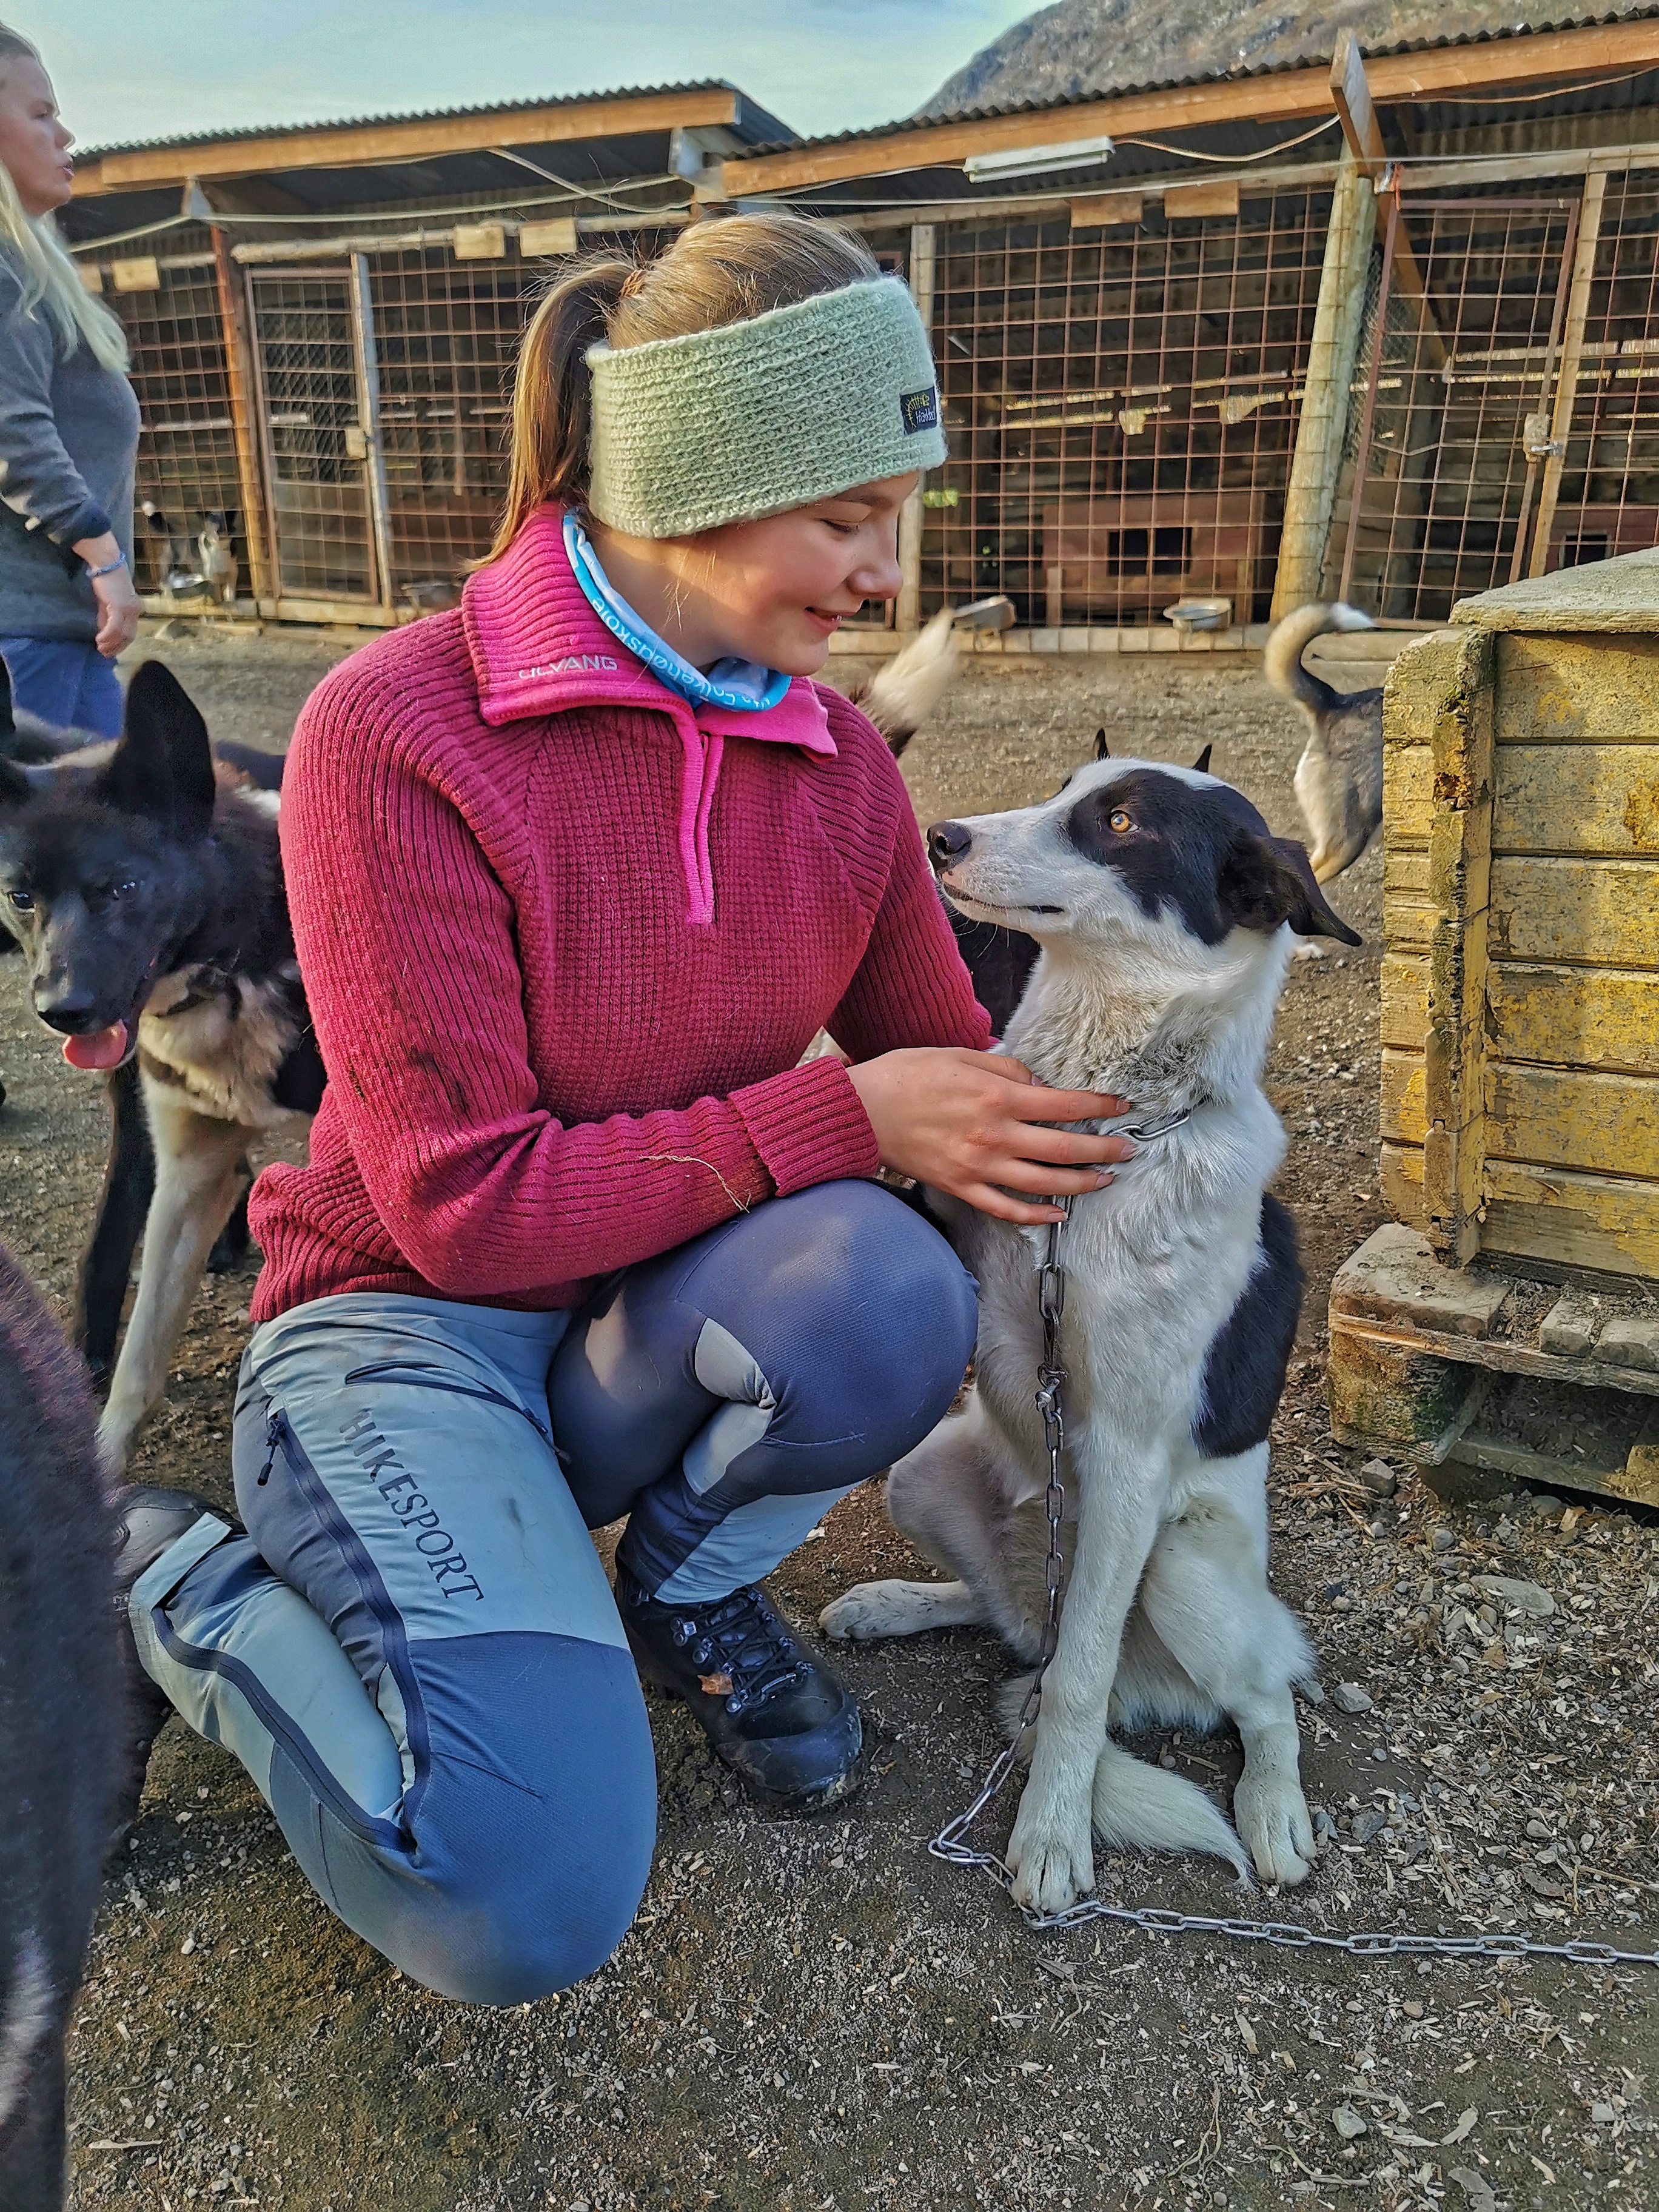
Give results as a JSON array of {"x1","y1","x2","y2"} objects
[{"x1": 845, "y1": 1049, "x2": 1134, "y2": 1224}]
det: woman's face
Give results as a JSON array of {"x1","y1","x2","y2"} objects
[
  {"x1": 0, "y1": 53, "x2": 74, "y2": 218},
  {"x1": 594, "y1": 472, "x2": 917, "y2": 678}
]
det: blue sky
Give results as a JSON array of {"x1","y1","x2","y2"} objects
[{"x1": 20, "y1": 1, "x2": 1037, "y2": 150}]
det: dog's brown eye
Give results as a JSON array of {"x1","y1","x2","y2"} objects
[{"x1": 1108, "y1": 808, "x2": 1132, "y2": 833}]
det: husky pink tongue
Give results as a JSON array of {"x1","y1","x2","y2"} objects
[{"x1": 61, "y1": 1021, "x2": 129, "y2": 1070}]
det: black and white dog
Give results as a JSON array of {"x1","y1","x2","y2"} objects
[
  {"x1": 0, "y1": 662, "x2": 320, "y2": 1470},
  {"x1": 822, "y1": 754, "x2": 1358, "y2": 1911},
  {"x1": 0, "y1": 1241, "x2": 121, "y2": 2211}
]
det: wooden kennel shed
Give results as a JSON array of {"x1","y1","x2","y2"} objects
[
  {"x1": 61, "y1": 82, "x2": 793, "y2": 626},
  {"x1": 708, "y1": 14, "x2": 1659, "y2": 652},
  {"x1": 1329, "y1": 551, "x2": 1659, "y2": 1507}
]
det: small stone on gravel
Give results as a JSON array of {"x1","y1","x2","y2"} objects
[
  {"x1": 1472, "y1": 1574, "x2": 1554, "y2": 1618},
  {"x1": 1431, "y1": 1526, "x2": 1457, "y2": 1552},
  {"x1": 1352, "y1": 1806, "x2": 1389, "y2": 1843},
  {"x1": 1331, "y1": 1681, "x2": 1373, "y2": 1714},
  {"x1": 1359, "y1": 1458, "x2": 1398, "y2": 1495}
]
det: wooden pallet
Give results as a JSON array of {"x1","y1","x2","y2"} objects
[{"x1": 1329, "y1": 1224, "x2": 1659, "y2": 1507}]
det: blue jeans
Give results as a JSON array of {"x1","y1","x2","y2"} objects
[
  {"x1": 131, "y1": 1181, "x2": 977, "y2": 2005},
  {"x1": 0, "y1": 635, "x2": 123, "y2": 737}
]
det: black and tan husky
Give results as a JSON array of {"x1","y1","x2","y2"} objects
[{"x1": 0, "y1": 661, "x2": 322, "y2": 1470}]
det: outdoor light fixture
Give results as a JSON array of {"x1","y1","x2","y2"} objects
[{"x1": 963, "y1": 134, "x2": 1114, "y2": 184}]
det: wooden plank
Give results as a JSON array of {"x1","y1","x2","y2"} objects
[
  {"x1": 76, "y1": 87, "x2": 739, "y2": 192},
  {"x1": 1383, "y1": 628, "x2": 1472, "y2": 745},
  {"x1": 1495, "y1": 744, "x2": 1659, "y2": 858},
  {"x1": 1481, "y1": 1158, "x2": 1659, "y2": 1278},
  {"x1": 1529, "y1": 172, "x2": 1607, "y2": 581},
  {"x1": 1383, "y1": 743, "x2": 1434, "y2": 846},
  {"x1": 1330, "y1": 30, "x2": 1382, "y2": 174},
  {"x1": 1384, "y1": 846, "x2": 1432, "y2": 897},
  {"x1": 1331, "y1": 1310, "x2": 1659, "y2": 1400},
  {"x1": 1381, "y1": 1141, "x2": 1427, "y2": 1227},
  {"x1": 713, "y1": 23, "x2": 1659, "y2": 196},
  {"x1": 1270, "y1": 146, "x2": 1374, "y2": 620},
  {"x1": 1071, "y1": 191, "x2": 1142, "y2": 227},
  {"x1": 1384, "y1": 889, "x2": 1438, "y2": 951},
  {"x1": 1165, "y1": 179, "x2": 1239, "y2": 220},
  {"x1": 1495, "y1": 633, "x2": 1659, "y2": 742},
  {"x1": 1488, "y1": 962, "x2": 1659, "y2": 1078},
  {"x1": 210, "y1": 230, "x2": 272, "y2": 606},
  {"x1": 1381, "y1": 1046, "x2": 1427, "y2": 1145},
  {"x1": 1381, "y1": 952, "x2": 1430, "y2": 1048},
  {"x1": 1421, "y1": 626, "x2": 1494, "y2": 1261},
  {"x1": 1487, "y1": 1063, "x2": 1659, "y2": 1182},
  {"x1": 895, "y1": 223, "x2": 936, "y2": 636},
  {"x1": 1489, "y1": 856, "x2": 1659, "y2": 970}
]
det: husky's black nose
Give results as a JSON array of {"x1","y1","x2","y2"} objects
[{"x1": 928, "y1": 821, "x2": 973, "y2": 870}]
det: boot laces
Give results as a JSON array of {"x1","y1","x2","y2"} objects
[{"x1": 671, "y1": 1587, "x2": 806, "y2": 1714}]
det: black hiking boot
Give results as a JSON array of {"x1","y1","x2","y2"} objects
[
  {"x1": 615, "y1": 1569, "x2": 863, "y2": 1813},
  {"x1": 109, "y1": 1484, "x2": 235, "y2": 1851}
]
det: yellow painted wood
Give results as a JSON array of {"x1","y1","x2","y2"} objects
[
  {"x1": 1382, "y1": 953, "x2": 1430, "y2": 1048},
  {"x1": 1381, "y1": 1142, "x2": 1427, "y2": 1227},
  {"x1": 1495, "y1": 632, "x2": 1659, "y2": 740},
  {"x1": 1382, "y1": 629, "x2": 1475, "y2": 748},
  {"x1": 1495, "y1": 744, "x2": 1659, "y2": 857},
  {"x1": 1487, "y1": 960, "x2": 1659, "y2": 1077},
  {"x1": 1384, "y1": 848, "x2": 1432, "y2": 897},
  {"x1": 1481, "y1": 1159, "x2": 1659, "y2": 1277},
  {"x1": 1486, "y1": 1063, "x2": 1659, "y2": 1181},
  {"x1": 1384, "y1": 891, "x2": 1438, "y2": 951},
  {"x1": 1384, "y1": 746, "x2": 1434, "y2": 847},
  {"x1": 1489, "y1": 856, "x2": 1659, "y2": 970},
  {"x1": 1381, "y1": 1048, "x2": 1427, "y2": 1144}
]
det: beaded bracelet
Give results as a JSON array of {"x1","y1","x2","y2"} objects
[{"x1": 85, "y1": 551, "x2": 127, "y2": 579}]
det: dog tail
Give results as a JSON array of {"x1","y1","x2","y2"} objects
[
  {"x1": 1262, "y1": 602, "x2": 1374, "y2": 719},
  {"x1": 849, "y1": 607, "x2": 960, "y2": 759},
  {"x1": 1091, "y1": 1737, "x2": 1253, "y2": 1880}
]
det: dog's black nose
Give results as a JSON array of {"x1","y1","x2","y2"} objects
[
  {"x1": 35, "y1": 991, "x2": 100, "y2": 1034},
  {"x1": 928, "y1": 821, "x2": 973, "y2": 870}
]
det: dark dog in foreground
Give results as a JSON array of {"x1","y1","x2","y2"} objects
[
  {"x1": 0, "y1": 1244, "x2": 121, "y2": 2211},
  {"x1": 0, "y1": 662, "x2": 321, "y2": 1469},
  {"x1": 1263, "y1": 601, "x2": 1383, "y2": 887}
]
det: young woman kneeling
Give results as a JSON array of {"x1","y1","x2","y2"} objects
[{"x1": 112, "y1": 213, "x2": 1131, "y2": 2004}]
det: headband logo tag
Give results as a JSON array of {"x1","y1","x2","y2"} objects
[{"x1": 900, "y1": 386, "x2": 939, "y2": 434}]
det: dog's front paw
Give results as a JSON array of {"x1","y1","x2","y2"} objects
[
  {"x1": 819, "y1": 1578, "x2": 972, "y2": 1642},
  {"x1": 1006, "y1": 1795, "x2": 1097, "y2": 1916},
  {"x1": 1234, "y1": 1771, "x2": 1316, "y2": 1888}
]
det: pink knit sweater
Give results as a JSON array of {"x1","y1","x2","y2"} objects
[{"x1": 248, "y1": 506, "x2": 991, "y2": 1318}]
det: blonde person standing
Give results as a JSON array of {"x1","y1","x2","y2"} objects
[{"x1": 0, "y1": 24, "x2": 139, "y2": 736}]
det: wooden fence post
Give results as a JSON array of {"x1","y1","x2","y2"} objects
[
  {"x1": 1270, "y1": 146, "x2": 1373, "y2": 620},
  {"x1": 896, "y1": 222, "x2": 937, "y2": 633},
  {"x1": 1528, "y1": 169, "x2": 1608, "y2": 579},
  {"x1": 210, "y1": 224, "x2": 272, "y2": 607}
]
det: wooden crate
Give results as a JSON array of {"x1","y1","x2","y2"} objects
[{"x1": 1332, "y1": 548, "x2": 1659, "y2": 1505}]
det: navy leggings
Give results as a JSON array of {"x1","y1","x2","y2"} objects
[{"x1": 132, "y1": 1182, "x2": 977, "y2": 2004}]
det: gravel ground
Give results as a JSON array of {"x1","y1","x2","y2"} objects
[{"x1": 2, "y1": 622, "x2": 1654, "y2": 2212}]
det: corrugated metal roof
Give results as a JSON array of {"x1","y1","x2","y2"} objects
[
  {"x1": 726, "y1": 7, "x2": 1659, "y2": 161},
  {"x1": 76, "y1": 79, "x2": 794, "y2": 163}
]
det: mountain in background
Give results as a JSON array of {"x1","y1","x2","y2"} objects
[{"x1": 920, "y1": 1, "x2": 1636, "y2": 116}]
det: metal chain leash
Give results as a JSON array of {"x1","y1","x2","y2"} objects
[{"x1": 928, "y1": 1197, "x2": 1659, "y2": 1973}]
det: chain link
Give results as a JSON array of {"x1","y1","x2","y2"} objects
[{"x1": 928, "y1": 1199, "x2": 1659, "y2": 1974}]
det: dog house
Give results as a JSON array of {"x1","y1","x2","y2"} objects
[{"x1": 1329, "y1": 550, "x2": 1659, "y2": 1506}]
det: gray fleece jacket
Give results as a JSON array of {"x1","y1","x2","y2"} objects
[{"x1": 0, "y1": 244, "x2": 139, "y2": 642}]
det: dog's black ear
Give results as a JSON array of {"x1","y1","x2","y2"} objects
[
  {"x1": 1219, "y1": 831, "x2": 1362, "y2": 944},
  {"x1": 1191, "y1": 743, "x2": 1212, "y2": 774},
  {"x1": 0, "y1": 754, "x2": 29, "y2": 807},
  {"x1": 101, "y1": 661, "x2": 216, "y2": 840},
  {"x1": 1094, "y1": 729, "x2": 1110, "y2": 760}
]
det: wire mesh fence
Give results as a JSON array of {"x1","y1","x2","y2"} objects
[
  {"x1": 912, "y1": 189, "x2": 1334, "y2": 629},
  {"x1": 80, "y1": 169, "x2": 1659, "y2": 631}
]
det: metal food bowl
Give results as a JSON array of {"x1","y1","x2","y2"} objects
[{"x1": 1162, "y1": 597, "x2": 1233, "y2": 634}]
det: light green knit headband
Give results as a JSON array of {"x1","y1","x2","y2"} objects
[{"x1": 584, "y1": 277, "x2": 947, "y2": 538}]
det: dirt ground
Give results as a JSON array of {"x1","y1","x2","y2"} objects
[{"x1": 3, "y1": 623, "x2": 1655, "y2": 2212}]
